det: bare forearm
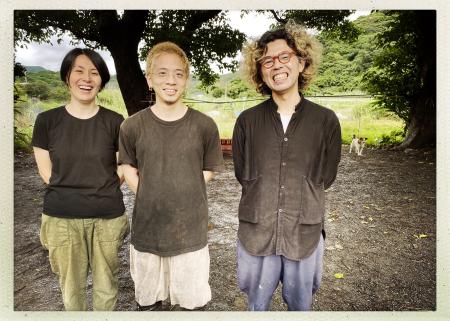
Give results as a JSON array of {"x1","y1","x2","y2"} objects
[
  {"x1": 122, "y1": 164, "x2": 139, "y2": 194},
  {"x1": 203, "y1": 171, "x2": 215, "y2": 183},
  {"x1": 39, "y1": 170, "x2": 51, "y2": 185},
  {"x1": 33, "y1": 147, "x2": 52, "y2": 184}
]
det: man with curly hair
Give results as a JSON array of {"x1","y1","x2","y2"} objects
[{"x1": 232, "y1": 22, "x2": 342, "y2": 311}]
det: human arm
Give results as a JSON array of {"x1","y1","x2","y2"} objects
[
  {"x1": 203, "y1": 171, "x2": 215, "y2": 183},
  {"x1": 122, "y1": 164, "x2": 139, "y2": 194},
  {"x1": 33, "y1": 147, "x2": 52, "y2": 184},
  {"x1": 323, "y1": 113, "x2": 342, "y2": 190},
  {"x1": 118, "y1": 120, "x2": 139, "y2": 192},
  {"x1": 232, "y1": 117, "x2": 245, "y2": 185},
  {"x1": 202, "y1": 118, "x2": 224, "y2": 177},
  {"x1": 116, "y1": 152, "x2": 125, "y2": 185}
]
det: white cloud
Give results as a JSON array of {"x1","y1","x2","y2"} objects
[{"x1": 15, "y1": 34, "x2": 117, "y2": 74}]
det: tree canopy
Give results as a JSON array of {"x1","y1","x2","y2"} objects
[
  {"x1": 14, "y1": 10, "x2": 247, "y2": 115},
  {"x1": 362, "y1": 11, "x2": 436, "y2": 148},
  {"x1": 14, "y1": 10, "x2": 435, "y2": 148}
]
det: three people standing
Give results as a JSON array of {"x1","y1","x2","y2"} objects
[{"x1": 31, "y1": 22, "x2": 340, "y2": 312}]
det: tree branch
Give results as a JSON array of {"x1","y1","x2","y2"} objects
[{"x1": 270, "y1": 10, "x2": 287, "y2": 24}]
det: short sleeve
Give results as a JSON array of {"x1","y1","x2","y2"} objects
[
  {"x1": 113, "y1": 114, "x2": 125, "y2": 152},
  {"x1": 203, "y1": 119, "x2": 224, "y2": 172},
  {"x1": 31, "y1": 113, "x2": 49, "y2": 150},
  {"x1": 118, "y1": 121, "x2": 138, "y2": 168}
]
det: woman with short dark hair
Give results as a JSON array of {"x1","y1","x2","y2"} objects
[{"x1": 31, "y1": 48, "x2": 128, "y2": 311}]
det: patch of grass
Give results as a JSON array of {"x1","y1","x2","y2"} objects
[{"x1": 191, "y1": 96, "x2": 405, "y2": 145}]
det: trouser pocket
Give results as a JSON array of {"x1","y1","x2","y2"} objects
[
  {"x1": 96, "y1": 214, "x2": 129, "y2": 243},
  {"x1": 40, "y1": 213, "x2": 70, "y2": 249}
]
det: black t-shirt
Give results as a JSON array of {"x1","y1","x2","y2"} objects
[
  {"x1": 119, "y1": 107, "x2": 224, "y2": 256},
  {"x1": 31, "y1": 106, "x2": 125, "y2": 218}
]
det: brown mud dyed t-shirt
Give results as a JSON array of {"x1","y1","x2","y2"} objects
[
  {"x1": 31, "y1": 106, "x2": 125, "y2": 218},
  {"x1": 119, "y1": 107, "x2": 224, "y2": 256}
]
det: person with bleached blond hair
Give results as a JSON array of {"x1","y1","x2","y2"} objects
[{"x1": 119, "y1": 41, "x2": 223, "y2": 311}]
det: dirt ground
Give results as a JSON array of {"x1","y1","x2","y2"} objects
[{"x1": 14, "y1": 146, "x2": 436, "y2": 311}]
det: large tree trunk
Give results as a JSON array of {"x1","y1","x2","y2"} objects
[
  {"x1": 98, "y1": 10, "x2": 150, "y2": 116},
  {"x1": 399, "y1": 11, "x2": 436, "y2": 149},
  {"x1": 109, "y1": 46, "x2": 150, "y2": 116},
  {"x1": 399, "y1": 95, "x2": 436, "y2": 149}
]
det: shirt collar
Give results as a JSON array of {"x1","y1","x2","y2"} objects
[{"x1": 268, "y1": 92, "x2": 305, "y2": 114}]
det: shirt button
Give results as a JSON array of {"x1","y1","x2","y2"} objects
[
  {"x1": 278, "y1": 209, "x2": 283, "y2": 213},
  {"x1": 281, "y1": 185, "x2": 285, "y2": 189},
  {"x1": 283, "y1": 137, "x2": 288, "y2": 141},
  {"x1": 282, "y1": 162, "x2": 286, "y2": 166}
]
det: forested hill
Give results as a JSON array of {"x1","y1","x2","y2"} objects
[{"x1": 309, "y1": 11, "x2": 393, "y2": 94}]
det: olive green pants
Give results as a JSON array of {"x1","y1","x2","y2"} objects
[{"x1": 40, "y1": 213, "x2": 129, "y2": 311}]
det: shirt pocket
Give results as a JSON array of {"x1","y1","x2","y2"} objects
[
  {"x1": 299, "y1": 176, "x2": 325, "y2": 225},
  {"x1": 238, "y1": 177, "x2": 261, "y2": 223}
]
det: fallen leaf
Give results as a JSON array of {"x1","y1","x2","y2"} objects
[
  {"x1": 334, "y1": 273, "x2": 345, "y2": 279},
  {"x1": 361, "y1": 221, "x2": 368, "y2": 224},
  {"x1": 327, "y1": 218, "x2": 335, "y2": 222},
  {"x1": 368, "y1": 217, "x2": 373, "y2": 221},
  {"x1": 363, "y1": 205, "x2": 370, "y2": 209},
  {"x1": 335, "y1": 243, "x2": 343, "y2": 250}
]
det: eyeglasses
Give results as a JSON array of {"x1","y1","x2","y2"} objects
[{"x1": 258, "y1": 51, "x2": 300, "y2": 69}]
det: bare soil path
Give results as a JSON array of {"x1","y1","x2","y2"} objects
[{"x1": 14, "y1": 146, "x2": 435, "y2": 311}]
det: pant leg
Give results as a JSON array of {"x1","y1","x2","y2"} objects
[
  {"x1": 281, "y1": 234, "x2": 325, "y2": 311},
  {"x1": 129, "y1": 244, "x2": 169, "y2": 306},
  {"x1": 40, "y1": 214, "x2": 89, "y2": 311},
  {"x1": 237, "y1": 240, "x2": 282, "y2": 311},
  {"x1": 90, "y1": 214, "x2": 129, "y2": 311},
  {"x1": 169, "y1": 245, "x2": 211, "y2": 310}
]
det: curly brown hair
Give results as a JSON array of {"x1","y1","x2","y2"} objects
[{"x1": 241, "y1": 21, "x2": 322, "y2": 95}]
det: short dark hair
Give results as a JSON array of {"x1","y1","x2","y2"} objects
[{"x1": 60, "y1": 48, "x2": 110, "y2": 90}]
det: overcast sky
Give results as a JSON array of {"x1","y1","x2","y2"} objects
[{"x1": 15, "y1": 10, "x2": 369, "y2": 75}]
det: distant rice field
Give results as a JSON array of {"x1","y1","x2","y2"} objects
[{"x1": 15, "y1": 89, "x2": 404, "y2": 147}]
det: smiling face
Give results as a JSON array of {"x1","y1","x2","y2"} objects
[
  {"x1": 146, "y1": 53, "x2": 187, "y2": 106},
  {"x1": 260, "y1": 39, "x2": 305, "y2": 97},
  {"x1": 67, "y1": 54, "x2": 102, "y2": 104}
]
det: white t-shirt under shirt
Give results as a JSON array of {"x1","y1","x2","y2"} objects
[{"x1": 280, "y1": 113, "x2": 292, "y2": 133}]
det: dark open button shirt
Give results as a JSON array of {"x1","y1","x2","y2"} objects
[{"x1": 232, "y1": 95, "x2": 341, "y2": 261}]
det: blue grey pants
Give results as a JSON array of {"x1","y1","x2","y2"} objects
[{"x1": 237, "y1": 235, "x2": 324, "y2": 311}]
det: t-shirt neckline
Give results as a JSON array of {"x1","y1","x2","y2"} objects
[
  {"x1": 63, "y1": 105, "x2": 102, "y2": 121},
  {"x1": 148, "y1": 105, "x2": 191, "y2": 126}
]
